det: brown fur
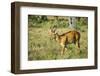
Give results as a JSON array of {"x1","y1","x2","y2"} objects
[
  {"x1": 55, "y1": 30, "x2": 80, "y2": 55},
  {"x1": 49, "y1": 27, "x2": 80, "y2": 55}
]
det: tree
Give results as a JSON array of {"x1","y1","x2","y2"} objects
[{"x1": 68, "y1": 17, "x2": 76, "y2": 29}]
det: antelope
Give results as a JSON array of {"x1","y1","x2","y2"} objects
[{"x1": 49, "y1": 26, "x2": 81, "y2": 55}]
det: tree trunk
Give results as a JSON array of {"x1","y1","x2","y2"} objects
[{"x1": 68, "y1": 17, "x2": 76, "y2": 29}]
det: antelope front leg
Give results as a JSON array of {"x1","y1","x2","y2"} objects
[{"x1": 61, "y1": 46, "x2": 65, "y2": 55}]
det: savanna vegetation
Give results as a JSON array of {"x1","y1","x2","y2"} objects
[{"x1": 28, "y1": 15, "x2": 88, "y2": 60}]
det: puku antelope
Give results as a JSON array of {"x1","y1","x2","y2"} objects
[{"x1": 49, "y1": 26, "x2": 81, "y2": 55}]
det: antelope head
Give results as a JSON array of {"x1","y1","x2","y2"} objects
[{"x1": 48, "y1": 26, "x2": 57, "y2": 40}]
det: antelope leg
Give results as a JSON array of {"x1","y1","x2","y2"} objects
[{"x1": 61, "y1": 46, "x2": 65, "y2": 55}]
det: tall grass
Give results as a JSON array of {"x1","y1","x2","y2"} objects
[{"x1": 28, "y1": 27, "x2": 88, "y2": 60}]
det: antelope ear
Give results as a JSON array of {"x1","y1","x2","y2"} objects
[
  {"x1": 53, "y1": 26, "x2": 57, "y2": 31},
  {"x1": 54, "y1": 30, "x2": 58, "y2": 34}
]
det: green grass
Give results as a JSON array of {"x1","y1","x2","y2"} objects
[{"x1": 28, "y1": 27, "x2": 88, "y2": 60}]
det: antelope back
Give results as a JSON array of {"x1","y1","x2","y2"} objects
[
  {"x1": 65, "y1": 31, "x2": 80, "y2": 43},
  {"x1": 54, "y1": 30, "x2": 80, "y2": 44}
]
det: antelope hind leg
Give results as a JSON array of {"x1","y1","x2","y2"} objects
[{"x1": 76, "y1": 41, "x2": 80, "y2": 54}]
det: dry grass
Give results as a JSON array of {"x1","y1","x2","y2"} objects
[{"x1": 28, "y1": 27, "x2": 88, "y2": 60}]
